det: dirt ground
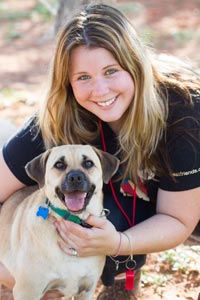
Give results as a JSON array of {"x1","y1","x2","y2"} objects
[{"x1": 0, "y1": 0, "x2": 200, "y2": 299}]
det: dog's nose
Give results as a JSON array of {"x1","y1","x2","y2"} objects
[
  {"x1": 67, "y1": 171, "x2": 85, "y2": 184},
  {"x1": 63, "y1": 170, "x2": 89, "y2": 192}
]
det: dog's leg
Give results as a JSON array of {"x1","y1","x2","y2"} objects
[
  {"x1": 73, "y1": 287, "x2": 96, "y2": 300},
  {"x1": 13, "y1": 280, "x2": 44, "y2": 300},
  {"x1": 74, "y1": 293, "x2": 94, "y2": 300}
]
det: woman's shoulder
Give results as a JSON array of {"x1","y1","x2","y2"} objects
[
  {"x1": 166, "y1": 87, "x2": 200, "y2": 123},
  {"x1": 167, "y1": 86, "x2": 200, "y2": 104}
]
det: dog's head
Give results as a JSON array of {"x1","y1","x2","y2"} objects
[{"x1": 25, "y1": 145, "x2": 119, "y2": 218}]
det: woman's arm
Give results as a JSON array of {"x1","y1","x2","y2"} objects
[
  {"x1": 0, "y1": 151, "x2": 25, "y2": 203},
  {"x1": 122, "y1": 187, "x2": 200, "y2": 255},
  {"x1": 0, "y1": 116, "x2": 45, "y2": 203},
  {"x1": 54, "y1": 187, "x2": 200, "y2": 257}
]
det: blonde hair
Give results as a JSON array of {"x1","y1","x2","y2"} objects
[{"x1": 39, "y1": 3, "x2": 200, "y2": 183}]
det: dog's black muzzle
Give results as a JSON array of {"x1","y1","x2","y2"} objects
[
  {"x1": 62, "y1": 170, "x2": 90, "y2": 192},
  {"x1": 55, "y1": 170, "x2": 96, "y2": 214}
]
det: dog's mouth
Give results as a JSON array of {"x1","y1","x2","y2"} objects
[{"x1": 55, "y1": 185, "x2": 95, "y2": 213}]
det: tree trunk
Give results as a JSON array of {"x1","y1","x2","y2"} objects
[{"x1": 54, "y1": 0, "x2": 92, "y2": 33}]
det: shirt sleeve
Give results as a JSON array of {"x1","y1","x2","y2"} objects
[
  {"x1": 159, "y1": 91, "x2": 200, "y2": 191},
  {"x1": 2, "y1": 115, "x2": 45, "y2": 186}
]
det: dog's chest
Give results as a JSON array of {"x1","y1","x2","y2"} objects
[
  {"x1": 55, "y1": 254, "x2": 104, "y2": 277},
  {"x1": 44, "y1": 255, "x2": 105, "y2": 297}
]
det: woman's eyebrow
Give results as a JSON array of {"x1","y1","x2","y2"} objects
[
  {"x1": 72, "y1": 71, "x2": 88, "y2": 76},
  {"x1": 71, "y1": 63, "x2": 120, "y2": 77},
  {"x1": 103, "y1": 63, "x2": 119, "y2": 70}
]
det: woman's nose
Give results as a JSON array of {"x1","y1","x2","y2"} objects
[{"x1": 92, "y1": 77, "x2": 109, "y2": 97}]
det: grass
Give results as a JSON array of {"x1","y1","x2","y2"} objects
[
  {"x1": 116, "y1": 1, "x2": 144, "y2": 15},
  {"x1": 142, "y1": 271, "x2": 173, "y2": 287},
  {"x1": 141, "y1": 245, "x2": 200, "y2": 288},
  {"x1": 0, "y1": 88, "x2": 31, "y2": 106},
  {"x1": 0, "y1": 1, "x2": 57, "y2": 41},
  {"x1": 157, "y1": 246, "x2": 200, "y2": 274},
  {"x1": 0, "y1": 1, "x2": 57, "y2": 23}
]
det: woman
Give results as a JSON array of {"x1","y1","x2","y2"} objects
[{"x1": 0, "y1": 3, "x2": 200, "y2": 300}]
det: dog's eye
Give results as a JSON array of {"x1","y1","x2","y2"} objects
[
  {"x1": 82, "y1": 160, "x2": 94, "y2": 169},
  {"x1": 54, "y1": 161, "x2": 67, "y2": 170}
]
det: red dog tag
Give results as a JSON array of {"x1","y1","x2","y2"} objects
[{"x1": 125, "y1": 269, "x2": 134, "y2": 290}]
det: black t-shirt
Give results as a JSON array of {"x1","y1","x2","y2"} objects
[{"x1": 2, "y1": 89, "x2": 200, "y2": 285}]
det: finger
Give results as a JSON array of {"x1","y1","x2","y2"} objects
[
  {"x1": 55, "y1": 221, "x2": 87, "y2": 250},
  {"x1": 56, "y1": 220, "x2": 86, "y2": 237},
  {"x1": 86, "y1": 215, "x2": 107, "y2": 228},
  {"x1": 58, "y1": 241, "x2": 80, "y2": 256},
  {"x1": 55, "y1": 222, "x2": 77, "y2": 248}
]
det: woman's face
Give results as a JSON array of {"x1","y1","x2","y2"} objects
[{"x1": 69, "y1": 46, "x2": 135, "y2": 133}]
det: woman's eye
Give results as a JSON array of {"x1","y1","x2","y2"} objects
[
  {"x1": 78, "y1": 75, "x2": 90, "y2": 81},
  {"x1": 54, "y1": 161, "x2": 67, "y2": 170},
  {"x1": 82, "y1": 160, "x2": 94, "y2": 169},
  {"x1": 106, "y1": 69, "x2": 117, "y2": 75}
]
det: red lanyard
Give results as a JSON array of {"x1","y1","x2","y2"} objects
[{"x1": 99, "y1": 120, "x2": 137, "y2": 227}]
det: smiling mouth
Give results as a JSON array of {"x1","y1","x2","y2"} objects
[
  {"x1": 55, "y1": 185, "x2": 95, "y2": 213},
  {"x1": 97, "y1": 96, "x2": 117, "y2": 107}
]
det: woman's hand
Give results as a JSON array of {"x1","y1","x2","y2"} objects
[{"x1": 54, "y1": 216, "x2": 120, "y2": 257}]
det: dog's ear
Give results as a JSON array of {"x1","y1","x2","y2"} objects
[
  {"x1": 25, "y1": 150, "x2": 51, "y2": 187},
  {"x1": 94, "y1": 148, "x2": 120, "y2": 184}
]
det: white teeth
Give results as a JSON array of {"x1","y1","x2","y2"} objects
[{"x1": 97, "y1": 97, "x2": 116, "y2": 107}]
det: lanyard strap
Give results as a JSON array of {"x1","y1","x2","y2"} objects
[{"x1": 99, "y1": 119, "x2": 136, "y2": 227}]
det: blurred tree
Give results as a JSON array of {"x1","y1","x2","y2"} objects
[{"x1": 55, "y1": 0, "x2": 94, "y2": 33}]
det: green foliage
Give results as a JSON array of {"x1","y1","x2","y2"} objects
[
  {"x1": 0, "y1": 1, "x2": 58, "y2": 23},
  {"x1": 4, "y1": 24, "x2": 23, "y2": 40},
  {"x1": 116, "y1": 1, "x2": 144, "y2": 15},
  {"x1": 142, "y1": 270, "x2": 173, "y2": 287},
  {"x1": 0, "y1": 0, "x2": 59, "y2": 41},
  {"x1": 32, "y1": 2, "x2": 55, "y2": 21},
  {"x1": 157, "y1": 246, "x2": 200, "y2": 274},
  {"x1": 141, "y1": 246, "x2": 200, "y2": 288},
  {"x1": 171, "y1": 30, "x2": 193, "y2": 45},
  {"x1": 0, "y1": 88, "x2": 29, "y2": 106},
  {"x1": 0, "y1": 3, "x2": 31, "y2": 21}
]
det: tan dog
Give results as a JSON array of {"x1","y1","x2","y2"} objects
[{"x1": 0, "y1": 144, "x2": 119, "y2": 300}]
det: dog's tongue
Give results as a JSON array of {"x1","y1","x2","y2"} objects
[{"x1": 64, "y1": 192, "x2": 86, "y2": 212}]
